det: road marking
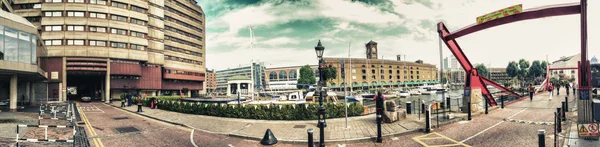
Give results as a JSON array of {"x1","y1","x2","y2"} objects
[
  {"x1": 92, "y1": 105, "x2": 105, "y2": 113},
  {"x1": 190, "y1": 129, "x2": 198, "y2": 147},
  {"x1": 459, "y1": 108, "x2": 527, "y2": 143},
  {"x1": 413, "y1": 132, "x2": 470, "y2": 147},
  {"x1": 77, "y1": 103, "x2": 104, "y2": 147},
  {"x1": 228, "y1": 144, "x2": 234, "y2": 147}
]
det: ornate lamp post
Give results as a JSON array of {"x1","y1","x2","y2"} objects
[{"x1": 314, "y1": 40, "x2": 327, "y2": 147}]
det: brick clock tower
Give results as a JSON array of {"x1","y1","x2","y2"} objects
[{"x1": 366, "y1": 40, "x2": 378, "y2": 59}]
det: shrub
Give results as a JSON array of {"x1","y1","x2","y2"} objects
[{"x1": 132, "y1": 97, "x2": 365, "y2": 120}]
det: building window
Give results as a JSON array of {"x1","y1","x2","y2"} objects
[
  {"x1": 44, "y1": 25, "x2": 62, "y2": 31},
  {"x1": 44, "y1": 11, "x2": 62, "y2": 17},
  {"x1": 89, "y1": 12, "x2": 106, "y2": 19},
  {"x1": 110, "y1": 28, "x2": 127, "y2": 35},
  {"x1": 361, "y1": 70, "x2": 366, "y2": 74},
  {"x1": 130, "y1": 44, "x2": 145, "y2": 50},
  {"x1": 110, "y1": 15, "x2": 127, "y2": 22},
  {"x1": 130, "y1": 18, "x2": 146, "y2": 25},
  {"x1": 111, "y1": 1, "x2": 127, "y2": 9},
  {"x1": 362, "y1": 76, "x2": 366, "y2": 80},
  {"x1": 67, "y1": 0, "x2": 84, "y2": 3},
  {"x1": 110, "y1": 42, "x2": 127, "y2": 48},
  {"x1": 131, "y1": 5, "x2": 147, "y2": 13},
  {"x1": 89, "y1": 26, "x2": 106, "y2": 32},
  {"x1": 90, "y1": 0, "x2": 106, "y2": 5},
  {"x1": 44, "y1": 40, "x2": 62, "y2": 45},
  {"x1": 381, "y1": 75, "x2": 385, "y2": 79},
  {"x1": 66, "y1": 25, "x2": 84, "y2": 31},
  {"x1": 45, "y1": 0, "x2": 62, "y2": 3},
  {"x1": 372, "y1": 76, "x2": 376, "y2": 79},
  {"x1": 130, "y1": 31, "x2": 145, "y2": 38},
  {"x1": 89, "y1": 40, "x2": 106, "y2": 46},
  {"x1": 397, "y1": 76, "x2": 400, "y2": 79},
  {"x1": 66, "y1": 39, "x2": 84, "y2": 45},
  {"x1": 371, "y1": 70, "x2": 375, "y2": 74},
  {"x1": 67, "y1": 11, "x2": 85, "y2": 17}
]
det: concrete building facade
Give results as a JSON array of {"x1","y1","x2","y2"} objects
[
  {"x1": 215, "y1": 62, "x2": 266, "y2": 95},
  {"x1": 11, "y1": 0, "x2": 206, "y2": 100},
  {"x1": 205, "y1": 68, "x2": 216, "y2": 94},
  {"x1": 0, "y1": 7, "x2": 49, "y2": 111}
]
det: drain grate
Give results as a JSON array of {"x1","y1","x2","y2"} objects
[
  {"x1": 114, "y1": 127, "x2": 140, "y2": 133},
  {"x1": 293, "y1": 125, "x2": 306, "y2": 128},
  {"x1": 113, "y1": 117, "x2": 129, "y2": 120}
]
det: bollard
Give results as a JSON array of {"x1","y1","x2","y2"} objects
[
  {"x1": 406, "y1": 102, "x2": 412, "y2": 114},
  {"x1": 538, "y1": 129, "x2": 545, "y2": 147},
  {"x1": 137, "y1": 103, "x2": 143, "y2": 112},
  {"x1": 561, "y1": 101, "x2": 567, "y2": 121},
  {"x1": 556, "y1": 107, "x2": 562, "y2": 132},
  {"x1": 446, "y1": 97, "x2": 451, "y2": 112},
  {"x1": 307, "y1": 128, "x2": 314, "y2": 147},
  {"x1": 376, "y1": 113, "x2": 382, "y2": 142},
  {"x1": 485, "y1": 97, "x2": 488, "y2": 114},
  {"x1": 421, "y1": 102, "x2": 425, "y2": 114},
  {"x1": 260, "y1": 129, "x2": 278, "y2": 145},
  {"x1": 564, "y1": 96, "x2": 568, "y2": 111},
  {"x1": 467, "y1": 101, "x2": 472, "y2": 121},
  {"x1": 425, "y1": 106, "x2": 431, "y2": 133},
  {"x1": 501, "y1": 95, "x2": 505, "y2": 109}
]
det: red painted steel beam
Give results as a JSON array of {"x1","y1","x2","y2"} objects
[
  {"x1": 446, "y1": 2, "x2": 581, "y2": 40},
  {"x1": 481, "y1": 77, "x2": 521, "y2": 98},
  {"x1": 438, "y1": 23, "x2": 473, "y2": 72}
]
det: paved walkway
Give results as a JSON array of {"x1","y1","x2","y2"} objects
[{"x1": 108, "y1": 102, "x2": 430, "y2": 143}]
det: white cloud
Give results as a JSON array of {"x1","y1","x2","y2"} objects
[
  {"x1": 319, "y1": 0, "x2": 404, "y2": 24},
  {"x1": 261, "y1": 37, "x2": 298, "y2": 46}
]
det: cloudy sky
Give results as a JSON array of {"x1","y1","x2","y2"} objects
[{"x1": 197, "y1": 0, "x2": 600, "y2": 70}]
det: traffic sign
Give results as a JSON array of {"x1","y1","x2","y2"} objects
[
  {"x1": 579, "y1": 90, "x2": 590, "y2": 100},
  {"x1": 476, "y1": 4, "x2": 523, "y2": 24},
  {"x1": 578, "y1": 123, "x2": 599, "y2": 137}
]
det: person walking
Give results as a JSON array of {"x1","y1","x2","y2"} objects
[
  {"x1": 548, "y1": 84, "x2": 554, "y2": 100},
  {"x1": 565, "y1": 82, "x2": 571, "y2": 96},
  {"x1": 556, "y1": 83, "x2": 561, "y2": 96},
  {"x1": 572, "y1": 82, "x2": 576, "y2": 96},
  {"x1": 528, "y1": 84, "x2": 535, "y2": 101}
]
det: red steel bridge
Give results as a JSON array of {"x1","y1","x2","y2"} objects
[{"x1": 438, "y1": 0, "x2": 592, "y2": 107}]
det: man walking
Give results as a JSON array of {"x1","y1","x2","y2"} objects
[
  {"x1": 565, "y1": 82, "x2": 571, "y2": 96},
  {"x1": 548, "y1": 84, "x2": 554, "y2": 100},
  {"x1": 556, "y1": 83, "x2": 561, "y2": 96},
  {"x1": 528, "y1": 84, "x2": 535, "y2": 101}
]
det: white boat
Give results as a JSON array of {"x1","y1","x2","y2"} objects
[
  {"x1": 397, "y1": 90, "x2": 410, "y2": 98},
  {"x1": 409, "y1": 89, "x2": 421, "y2": 95},
  {"x1": 422, "y1": 88, "x2": 437, "y2": 95}
]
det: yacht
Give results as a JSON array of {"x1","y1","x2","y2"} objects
[
  {"x1": 422, "y1": 87, "x2": 437, "y2": 95},
  {"x1": 409, "y1": 89, "x2": 422, "y2": 95},
  {"x1": 397, "y1": 90, "x2": 410, "y2": 98}
]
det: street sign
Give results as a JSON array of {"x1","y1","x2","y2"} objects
[
  {"x1": 476, "y1": 4, "x2": 523, "y2": 24},
  {"x1": 578, "y1": 123, "x2": 599, "y2": 137},
  {"x1": 579, "y1": 90, "x2": 590, "y2": 100}
]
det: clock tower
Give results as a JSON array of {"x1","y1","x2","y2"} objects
[{"x1": 366, "y1": 40, "x2": 378, "y2": 59}]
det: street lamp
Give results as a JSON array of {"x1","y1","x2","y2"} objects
[{"x1": 314, "y1": 40, "x2": 327, "y2": 147}]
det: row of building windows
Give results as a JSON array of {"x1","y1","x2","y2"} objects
[
  {"x1": 110, "y1": 59, "x2": 139, "y2": 64},
  {"x1": 164, "y1": 16, "x2": 203, "y2": 33},
  {"x1": 0, "y1": 25, "x2": 38, "y2": 64},
  {"x1": 43, "y1": 25, "x2": 147, "y2": 39},
  {"x1": 164, "y1": 45, "x2": 202, "y2": 57},
  {"x1": 110, "y1": 75, "x2": 141, "y2": 80},
  {"x1": 167, "y1": 0, "x2": 202, "y2": 17},
  {"x1": 43, "y1": 0, "x2": 147, "y2": 14},
  {"x1": 12, "y1": 3, "x2": 42, "y2": 10},
  {"x1": 165, "y1": 69, "x2": 204, "y2": 76},
  {"x1": 164, "y1": 55, "x2": 202, "y2": 65},
  {"x1": 165, "y1": 35, "x2": 201, "y2": 48},
  {"x1": 43, "y1": 39, "x2": 146, "y2": 50},
  {"x1": 164, "y1": 6, "x2": 201, "y2": 24},
  {"x1": 42, "y1": 11, "x2": 148, "y2": 26},
  {"x1": 165, "y1": 26, "x2": 202, "y2": 40}
]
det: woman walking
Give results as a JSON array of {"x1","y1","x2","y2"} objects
[
  {"x1": 528, "y1": 84, "x2": 535, "y2": 101},
  {"x1": 548, "y1": 84, "x2": 554, "y2": 100}
]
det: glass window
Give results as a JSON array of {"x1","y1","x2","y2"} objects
[
  {"x1": 31, "y1": 36, "x2": 37, "y2": 64},
  {"x1": 110, "y1": 28, "x2": 127, "y2": 35},
  {"x1": 44, "y1": 40, "x2": 62, "y2": 46},
  {"x1": 89, "y1": 12, "x2": 106, "y2": 19},
  {"x1": 90, "y1": 0, "x2": 106, "y2": 5},
  {"x1": 89, "y1": 26, "x2": 106, "y2": 32},
  {"x1": 66, "y1": 25, "x2": 84, "y2": 31},
  {"x1": 130, "y1": 44, "x2": 145, "y2": 50},
  {"x1": 4, "y1": 27, "x2": 18, "y2": 61},
  {"x1": 44, "y1": 25, "x2": 62, "y2": 31},
  {"x1": 131, "y1": 5, "x2": 147, "y2": 13},
  {"x1": 66, "y1": 39, "x2": 84, "y2": 45},
  {"x1": 130, "y1": 18, "x2": 146, "y2": 25},
  {"x1": 18, "y1": 32, "x2": 31, "y2": 64},
  {"x1": 45, "y1": 11, "x2": 62, "y2": 17},
  {"x1": 111, "y1": 2, "x2": 127, "y2": 9},
  {"x1": 110, "y1": 42, "x2": 126, "y2": 48},
  {"x1": 89, "y1": 40, "x2": 106, "y2": 46},
  {"x1": 67, "y1": 11, "x2": 85, "y2": 17},
  {"x1": 67, "y1": 0, "x2": 84, "y2": 3},
  {"x1": 130, "y1": 31, "x2": 145, "y2": 38},
  {"x1": 110, "y1": 15, "x2": 127, "y2": 22}
]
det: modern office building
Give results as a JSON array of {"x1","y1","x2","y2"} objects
[
  {"x1": 444, "y1": 56, "x2": 459, "y2": 71},
  {"x1": 215, "y1": 62, "x2": 266, "y2": 94},
  {"x1": 205, "y1": 68, "x2": 216, "y2": 94},
  {"x1": 265, "y1": 65, "x2": 318, "y2": 91},
  {"x1": 0, "y1": 8, "x2": 49, "y2": 111},
  {"x1": 11, "y1": 0, "x2": 206, "y2": 101},
  {"x1": 323, "y1": 40, "x2": 439, "y2": 90}
]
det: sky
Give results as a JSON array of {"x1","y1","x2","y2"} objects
[{"x1": 196, "y1": 0, "x2": 600, "y2": 71}]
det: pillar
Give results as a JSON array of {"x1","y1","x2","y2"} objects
[
  {"x1": 226, "y1": 83, "x2": 231, "y2": 97},
  {"x1": 105, "y1": 58, "x2": 111, "y2": 103},
  {"x1": 26, "y1": 82, "x2": 31, "y2": 105},
  {"x1": 10, "y1": 75, "x2": 18, "y2": 112},
  {"x1": 30, "y1": 82, "x2": 35, "y2": 105},
  {"x1": 62, "y1": 57, "x2": 67, "y2": 102},
  {"x1": 237, "y1": 82, "x2": 241, "y2": 95},
  {"x1": 187, "y1": 90, "x2": 191, "y2": 97}
]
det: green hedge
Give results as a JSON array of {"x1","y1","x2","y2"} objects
[{"x1": 134, "y1": 98, "x2": 365, "y2": 120}]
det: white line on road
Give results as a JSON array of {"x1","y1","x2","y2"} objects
[
  {"x1": 460, "y1": 108, "x2": 527, "y2": 143},
  {"x1": 190, "y1": 129, "x2": 198, "y2": 147},
  {"x1": 92, "y1": 105, "x2": 105, "y2": 113}
]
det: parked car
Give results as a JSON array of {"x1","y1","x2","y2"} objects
[{"x1": 81, "y1": 96, "x2": 91, "y2": 102}]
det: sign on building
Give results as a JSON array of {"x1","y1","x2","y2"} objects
[{"x1": 578, "y1": 123, "x2": 599, "y2": 137}]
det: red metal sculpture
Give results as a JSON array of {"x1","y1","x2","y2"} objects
[{"x1": 437, "y1": 1, "x2": 588, "y2": 106}]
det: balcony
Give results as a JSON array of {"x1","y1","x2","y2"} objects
[{"x1": 163, "y1": 73, "x2": 205, "y2": 81}]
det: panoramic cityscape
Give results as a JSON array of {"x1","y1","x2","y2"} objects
[{"x1": 0, "y1": 0, "x2": 599, "y2": 147}]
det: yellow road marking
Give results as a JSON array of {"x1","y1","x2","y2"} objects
[
  {"x1": 77, "y1": 102, "x2": 104, "y2": 147},
  {"x1": 419, "y1": 137, "x2": 446, "y2": 140},
  {"x1": 413, "y1": 132, "x2": 471, "y2": 147}
]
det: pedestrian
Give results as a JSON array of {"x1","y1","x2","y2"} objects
[
  {"x1": 565, "y1": 82, "x2": 571, "y2": 96},
  {"x1": 556, "y1": 83, "x2": 561, "y2": 96},
  {"x1": 126, "y1": 93, "x2": 132, "y2": 106},
  {"x1": 572, "y1": 82, "x2": 576, "y2": 96},
  {"x1": 528, "y1": 84, "x2": 535, "y2": 101},
  {"x1": 548, "y1": 84, "x2": 554, "y2": 100}
]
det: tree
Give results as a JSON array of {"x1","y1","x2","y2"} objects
[
  {"x1": 506, "y1": 61, "x2": 519, "y2": 78},
  {"x1": 528, "y1": 60, "x2": 543, "y2": 78},
  {"x1": 475, "y1": 64, "x2": 488, "y2": 78},
  {"x1": 322, "y1": 65, "x2": 337, "y2": 83},
  {"x1": 441, "y1": 76, "x2": 450, "y2": 84},
  {"x1": 297, "y1": 65, "x2": 316, "y2": 89},
  {"x1": 518, "y1": 59, "x2": 530, "y2": 78},
  {"x1": 541, "y1": 60, "x2": 548, "y2": 76}
]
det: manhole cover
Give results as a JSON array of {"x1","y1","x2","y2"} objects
[
  {"x1": 113, "y1": 117, "x2": 129, "y2": 120},
  {"x1": 114, "y1": 127, "x2": 140, "y2": 133},
  {"x1": 293, "y1": 125, "x2": 306, "y2": 128}
]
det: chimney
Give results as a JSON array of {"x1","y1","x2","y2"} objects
[{"x1": 397, "y1": 55, "x2": 402, "y2": 61}]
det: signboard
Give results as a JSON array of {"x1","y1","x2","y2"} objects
[
  {"x1": 51, "y1": 72, "x2": 59, "y2": 80},
  {"x1": 579, "y1": 90, "x2": 590, "y2": 100},
  {"x1": 477, "y1": 4, "x2": 523, "y2": 24},
  {"x1": 578, "y1": 123, "x2": 599, "y2": 137}
]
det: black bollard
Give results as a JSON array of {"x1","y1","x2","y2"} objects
[
  {"x1": 421, "y1": 102, "x2": 425, "y2": 114},
  {"x1": 406, "y1": 102, "x2": 412, "y2": 114},
  {"x1": 376, "y1": 94, "x2": 383, "y2": 143},
  {"x1": 376, "y1": 113, "x2": 382, "y2": 142},
  {"x1": 467, "y1": 101, "x2": 472, "y2": 121},
  {"x1": 501, "y1": 95, "x2": 505, "y2": 109},
  {"x1": 446, "y1": 97, "x2": 451, "y2": 112},
  {"x1": 307, "y1": 128, "x2": 314, "y2": 147},
  {"x1": 260, "y1": 129, "x2": 278, "y2": 145},
  {"x1": 425, "y1": 106, "x2": 431, "y2": 133},
  {"x1": 561, "y1": 101, "x2": 567, "y2": 121},
  {"x1": 485, "y1": 97, "x2": 488, "y2": 114},
  {"x1": 538, "y1": 129, "x2": 545, "y2": 147},
  {"x1": 556, "y1": 107, "x2": 562, "y2": 132},
  {"x1": 121, "y1": 101, "x2": 125, "y2": 108},
  {"x1": 564, "y1": 96, "x2": 569, "y2": 111}
]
